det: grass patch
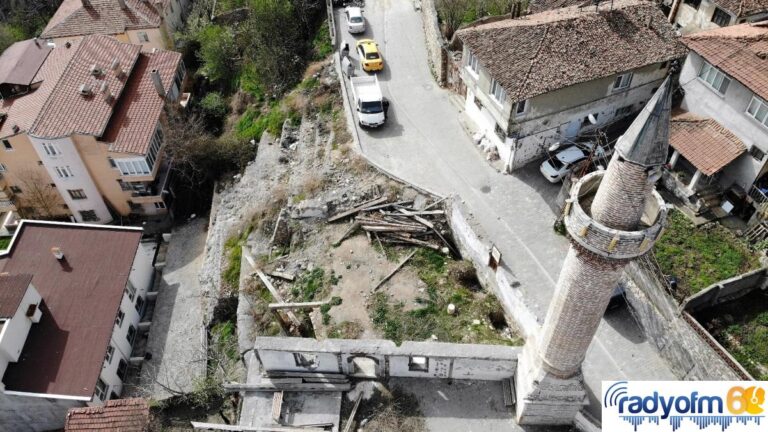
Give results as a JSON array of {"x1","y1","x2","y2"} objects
[
  {"x1": 369, "y1": 249, "x2": 522, "y2": 346},
  {"x1": 312, "y1": 19, "x2": 333, "y2": 60},
  {"x1": 723, "y1": 316, "x2": 768, "y2": 380},
  {"x1": 328, "y1": 320, "x2": 364, "y2": 339},
  {"x1": 223, "y1": 225, "x2": 253, "y2": 291},
  {"x1": 241, "y1": 278, "x2": 283, "y2": 336},
  {"x1": 210, "y1": 321, "x2": 238, "y2": 361},
  {"x1": 321, "y1": 296, "x2": 343, "y2": 325},
  {"x1": 236, "y1": 105, "x2": 294, "y2": 140},
  {"x1": 292, "y1": 268, "x2": 329, "y2": 301},
  {"x1": 0, "y1": 237, "x2": 11, "y2": 250},
  {"x1": 653, "y1": 210, "x2": 760, "y2": 298}
]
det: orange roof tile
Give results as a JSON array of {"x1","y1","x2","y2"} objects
[
  {"x1": 42, "y1": 0, "x2": 162, "y2": 39},
  {"x1": 669, "y1": 112, "x2": 746, "y2": 176},
  {"x1": 65, "y1": 398, "x2": 151, "y2": 431},
  {"x1": 683, "y1": 22, "x2": 768, "y2": 101}
]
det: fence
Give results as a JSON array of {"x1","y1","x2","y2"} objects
[{"x1": 325, "y1": 0, "x2": 337, "y2": 48}]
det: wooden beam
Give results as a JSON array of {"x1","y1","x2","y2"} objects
[
  {"x1": 268, "y1": 300, "x2": 329, "y2": 310},
  {"x1": 342, "y1": 393, "x2": 364, "y2": 432},
  {"x1": 373, "y1": 250, "x2": 416, "y2": 291},
  {"x1": 397, "y1": 208, "x2": 435, "y2": 229},
  {"x1": 224, "y1": 382, "x2": 352, "y2": 392},
  {"x1": 267, "y1": 271, "x2": 295, "y2": 282},
  {"x1": 327, "y1": 196, "x2": 387, "y2": 222},
  {"x1": 333, "y1": 222, "x2": 360, "y2": 246},
  {"x1": 255, "y1": 270, "x2": 302, "y2": 328},
  {"x1": 265, "y1": 371, "x2": 347, "y2": 379},
  {"x1": 190, "y1": 422, "x2": 326, "y2": 432}
]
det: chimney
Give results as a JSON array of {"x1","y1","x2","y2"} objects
[
  {"x1": 150, "y1": 69, "x2": 165, "y2": 97},
  {"x1": 117, "y1": 0, "x2": 127, "y2": 8},
  {"x1": 51, "y1": 247, "x2": 64, "y2": 260},
  {"x1": 110, "y1": 58, "x2": 121, "y2": 72}
]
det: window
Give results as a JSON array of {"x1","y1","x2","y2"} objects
[
  {"x1": 105, "y1": 344, "x2": 114, "y2": 364},
  {"x1": 613, "y1": 73, "x2": 633, "y2": 91},
  {"x1": 138, "y1": 32, "x2": 149, "y2": 42},
  {"x1": 293, "y1": 353, "x2": 318, "y2": 369},
  {"x1": 127, "y1": 325, "x2": 136, "y2": 346},
  {"x1": 108, "y1": 157, "x2": 116, "y2": 168},
  {"x1": 145, "y1": 127, "x2": 163, "y2": 170},
  {"x1": 698, "y1": 62, "x2": 731, "y2": 95},
  {"x1": 78, "y1": 210, "x2": 99, "y2": 222},
  {"x1": 515, "y1": 100, "x2": 528, "y2": 117},
  {"x1": 408, "y1": 356, "x2": 429, "y2": 372},
  {"x1": 659, "y1": 61, "x2": 669, "y2": 70},
  {"x1": 115, "y1": 309, "x2": 125, "y2": 327},
  {"x1": 41, "y1": 142, "x2": 60, "y2": 156},
  {"x1": 711, "y1": 7, "x2": 731, "y2": 26},
  {"x1": 117, "y1": 359, "x2": 128, "y2": 381},
  {"x1": 95, "y1": 378, "x2": 108, "y2": 401},
  {"x1": 746, "y1": 96, "x2": 768, "y2": 128},
  {"x1": 9, "y1": 186, "x2": 21, "y2": 194},
  {"x1": 466, "y1": 51, "x2": 479, "y2": 75},
  {"x1": 2, "y1": 140, "x2": 11, "y2": 150},
  {"x1": 683, "y1": 0, "x2": 701, "y2": 8},
  {"x1": 67, "y1": 189, "x2": 87, "y2": 200},
  {"x1": 54, "y1": 166, "x2": 74, "y2": 178},
  {"x1": 135, "y1": 296, "x2": 145, "y2": 314},
  {"x1": 615, "y1": 105, "x2": 634, "y2": 117},
  {"x1": 490, "y1": 79, "x2": 506, "y2": 104},
  {"x1": 154, "y1": 201, "x2": 166, "y2": 209},
  {"x1": 750, "y1": 146, "x2": 765, "y2": 161},
  {"x1": 126, "y1": 281, "x2": 136, "y2": 302},
  {"x1": 116, "y1": 159, "x2": 151, "y2": 176}
]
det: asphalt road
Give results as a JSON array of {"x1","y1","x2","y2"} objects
[{"x1": 335, "y1": 0, "x2": 676, "y2": 419}]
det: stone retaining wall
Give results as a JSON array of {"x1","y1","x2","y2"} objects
[{"x1": 419, "y1": 0, "x2": 448, "y2": 85}]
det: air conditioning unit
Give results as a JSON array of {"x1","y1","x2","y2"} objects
[
  {"x1": 89, "y1": 64, "x2": 103, "y2": 76},
  {"x1": 79, "y1": 83, "x2": 93, "y2": 96}
]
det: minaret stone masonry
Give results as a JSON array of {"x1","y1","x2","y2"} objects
[{"x1": 515, "y1": 77, "x2": 673, "y2": 425}]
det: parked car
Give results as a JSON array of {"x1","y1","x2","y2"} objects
[
  {"x1": 539, "y1": 142, "x2": 610, "y2": 183},
  {"x1": 356, "y1": 39, "x2": 384, "y2": 72},
  {"x1": 350, "y1": 75, "x2": 387, "y2": 127},
  {"x1": 345, "y1": 7, "x2": 365, "y2": 33}
]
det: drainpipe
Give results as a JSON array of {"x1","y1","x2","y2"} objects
[
  {"x1": 668, "y1": 0, "x2": 681, "y2": 24},
  {"x1": 669, "y1": 149, "x2": 680, "y2": 168}
]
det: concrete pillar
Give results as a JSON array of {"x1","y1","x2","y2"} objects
[
  {"x1": 689, "y1": 169, "x2": 703, "y2": 191},
  {"x1": 669, "y1": 149, "x2": 680, "y2": 168}
]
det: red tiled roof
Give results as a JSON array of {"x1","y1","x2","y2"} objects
[
  {"x1": 0, "y1": 39, "x2": 80, "y2": 139},
  {"x1": 103, "y1": 50, "x2": 181, "y2": 154},
  {"x1": 683, "y1": 22, "x2": 768, "y2": 101},
  {"x1": 670, "y1": 111, "x2": 746, "y2": 176},
  {"x1": 0, "y1": 274, "x2": 32, "y2": 319},
  {"x1": 65, "y1": 398, "x2": 151, "y2": 431},
  {"x1": 456, "y1": 0, "x2": 687, "y2": 103},
  {"x1": 0, "y1": 221, "x2": 142, "y2": 398},
  {"x1": 30, "y1": 35, "x2": 141, "y2": 139},
  {"x1": 41, "y1": 0, "x2": 162, "y2": 39}
]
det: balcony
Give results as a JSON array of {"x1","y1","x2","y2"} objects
[{"x1": 129, "y1": 159, "x2": 172, "y2": 204}]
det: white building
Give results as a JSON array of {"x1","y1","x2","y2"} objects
[
  {"x1": 668, "y1": 0, "x2": 768, "y2": 35},
  {"x1": 0, "y1": 220, "x2": 156, "y2": 431},
  {"x1": 454, "y1": 0, "x2": 687, "y2": 172},
  {"x1": 668, "y1": 22, "x2": 768, "y2": 222}
]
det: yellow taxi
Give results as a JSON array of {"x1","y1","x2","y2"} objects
[{"x1": 356, "y1": 39, "x2": 384, "y2": 72}]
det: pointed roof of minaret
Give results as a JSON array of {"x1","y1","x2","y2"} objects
[{"x1": 615, "y1": 77, "x2": 673, "y2": 168}]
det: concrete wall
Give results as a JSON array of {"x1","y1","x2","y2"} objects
[
  {"x1": 0, "y1": 392, "x2": 82, "y2": 432},
  {"x1": 0, "y1": 284, "x2": 41, "y2": 380},
  {"x1": 621, "y1": 260, "x2": 744, "y2": 380},
  {"x1": 683, "y1": 267, "x2": 768, "y2": 313},
  {"x1": 255, "y1": 337, "x2": 521, "y2": 381},
  {"x1": 674, "y1": 0, "x2": 730, "y2": 34},
  {"x1": 680, "y1": 52, "x2": 768, "y2": 190}
]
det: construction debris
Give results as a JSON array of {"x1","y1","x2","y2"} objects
[
  {"x1": 191, "y1": 422, "x2": 326, "y2": 432},
  {"x1": 268, "y1": 300, "x2": 330, "y2": 310},
  {"x1": 373, "y1": 251, "x2": 417, "y2": 291}
]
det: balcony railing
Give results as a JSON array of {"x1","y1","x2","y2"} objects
[{"x1": 749, "y1": 185, "x2": 768, "y2": 205}]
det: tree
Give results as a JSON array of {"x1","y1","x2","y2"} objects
[
  {"x1": 436, "y1": 0, "x2": 471, "y2": 39},
  {"x1": 197, "y1": 25, "x2": 240, "y2": 84},
  {"x1": 199, "y1": 92, "x2": 230, "y2": 134},
  {"x1": 15, "y1": 169, "x2": 61, "y2": 220}
]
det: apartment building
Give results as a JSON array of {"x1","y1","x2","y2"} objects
[
  {"x1": 41, "y1": 0, "x2": 191, "y2": 51},
  {"x1": 668, "y1": 0, "x2": 768, "y2": 35},
  {"x1": 0, "y1": 220, "x2": 156, "y2": 431},
  {"x1": 0, "y1": 34, "x2": 184, "y2": 224}
]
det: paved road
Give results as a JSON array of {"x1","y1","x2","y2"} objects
[{"x1": 335, "y1": 0, "x2": 676, "y2": 417}]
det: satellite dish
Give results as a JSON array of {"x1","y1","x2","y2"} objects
[{"x1": 588, "y1": 113, "x2": 598, "y2": 125}]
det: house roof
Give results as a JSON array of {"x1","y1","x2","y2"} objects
[
  {"x1": 528, "y1": 0, "x2": 594, "y2": 14},
  {"x1": 712, "y1": 0, "x2": 768, "y2": 17},
  {"x1": 0, "y1": 39, "x2": 80, "y2": 139},
  {"x1": 41, "y1": 0, "x2": 162, "y2": 40},
  {"x1": 65, "y1": 398, "x2": 151, "y2": 431},
  {"x1": 0, "y1": 40, "x2": 52, "y2": 88},
  {"x1": 455, "y1": 0, "x2": 687, "y2": 103},
  {"x1": 0, "y1": 274, "x2": 33, "y2": 319},
  {"x1": 0, "y1": 221, "x2": 143, "y2": 398},
  {"x1": 683, "y1": 22, "x2": 768, "y2": 101},
  {"x1": 669, "y1": 111, "x2": 746, "y2": 176},
  {"x1": 103, "y1": 50, "x2": 181, "y2": 154},
  {"x1": 30, "y1": 35, "x2": 142, "y2": 140}
]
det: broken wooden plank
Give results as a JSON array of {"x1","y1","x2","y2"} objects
[
  {"x1": 359, "y1": 200, "x2": 412, "y2": 212},
  {"x1": 268, "y1": 300, "x2": 329, "y2": 310},
  {"x1": 397, "y1": 208, "x2": 435, "y2": 229},
  {"x1": 262, "y1": 378, "x2": 303, "y2": 385},
  {"x1": 333, "y1": 222, "x2": 360, "y2": 246},
  {"x1": 373, "y1": 250, "x2": 417, "y2": 291},
  {"x1": 327, "y1": 196, "x2": 387, "y2": 222},
  {"x1": 272, "y1": 391, "x2": 283, "y2": 423},
  {"x1": 361, "y1": 225, "x2": 428, "y2": 233},
  {"x1": 423, "y1": 196, "x2": 447, "y2": 211},
  {"x1": 191, "y1": 422, "x2": 326, "y2": 432},
  {"x1": 386, "y1": 209, "x2": 445, "y2": 216},
  {"x1": 224, "y1": 382, "x2": 352, "y2": 392},
  {"x1": 387, "y1": 234, "x2": 441, "y2": 250},
  {"x1": 255, "y1": 270, "x2": 302, "y2": 328},
  {"x1": 267, "y1": 271, "x2": 295, "y2": 282},
  {"x1": 265, "y1": 371, "x2": 347, "y2": 379},
  {"x1": 342, "y1": 392, "x2": 364, "y2": 432}
]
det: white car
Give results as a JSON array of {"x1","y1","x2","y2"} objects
[
  {"x1": 345, "y1": 7, "x2": 365, "y2": 34},
  {"x1": 539, "y1": 143, "x2": 609, "y2": 183}
]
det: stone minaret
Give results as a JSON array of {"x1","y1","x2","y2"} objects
[{"x1": 515, "y1": 78, "x2": 672, "y2": 425}]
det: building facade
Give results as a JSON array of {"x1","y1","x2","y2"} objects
[
  {"x1": 669, "y1": 0, "x2": 768, "y2": 35},
  {"x1": 455, "y1": 0, "x2": 687, "y2": 172},
  {"x1": 0, "y1": 220, "x2": 156, "y2": 432},
  {"x1": 0, "y1": 35, "x2": 184, "y2": 223}
]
